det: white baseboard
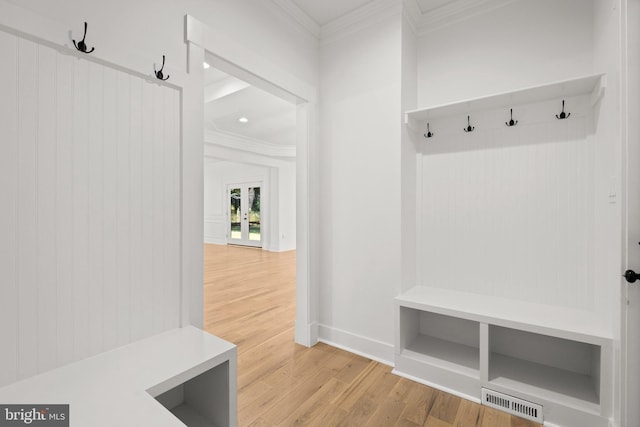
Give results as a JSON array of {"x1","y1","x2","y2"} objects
[
  {"x1": 317, "y1": 324, "x2": 394, "y2": 366},
  {"x1": 294, "y1": 321, "x2": 319, "y2": 347},
  {"x1": 391, "y1": 369, "x2": 481, "y2": 404},
  {"x1": 204, "y1": 236, "x2": 227, "y2": 245},
  {"x1": 310, "y1": 321, "x2": 319, "y2": 345}
]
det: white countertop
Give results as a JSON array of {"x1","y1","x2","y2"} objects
[{"x1": 0, "y1": 326, "x2": 236, "y2": 427}]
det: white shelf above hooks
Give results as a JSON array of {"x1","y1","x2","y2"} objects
[{"x1": 405, "y1": 73, "x2": 606, "y2": 132}]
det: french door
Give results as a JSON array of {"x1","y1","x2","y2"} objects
[{"x1": 228, "y1": 183, "x2": 262, "y2": 247}]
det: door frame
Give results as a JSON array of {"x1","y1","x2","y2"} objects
[
  {"x1": 186, "y1": 15, "x2": 317, "y2": 346},
  {"x1": 226, "y1": 181, "x2": 264, "y2": 248},
  {"x1": 621, "y1": 0, "x2": 640, "y2": 426}
]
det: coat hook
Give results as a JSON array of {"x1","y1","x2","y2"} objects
[
  {"x1": 73, "y1": 22, "x2": 95, "y2": 54},
  {"x1": 154, "y1": 55, "x2": 170, "y2": 81},
  {"x1": 463, "y1": 115, "x2": 474, "y2": 133},
  {"x1": 556, "y1": 100, "x2": 571, "y2": 120},
  {"x1": 424, "y1": 123, "x2": 434, "y2": 138},
  {"x1": 505, "y1": 108, "x2": 518, "y2": 127}
]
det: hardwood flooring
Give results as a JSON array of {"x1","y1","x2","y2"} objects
[{"x1": 203, "y1": 244, "x2": 541, "y2": 427}]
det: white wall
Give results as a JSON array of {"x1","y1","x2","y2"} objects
[
  {"x1": 0, "y1": 30, "x2": 181, "y2": 387},
  {"x1": 401, "y1": 14, "x2": 418, "y2": 294},
  {"x1": 203, "y1": 159, "x2": 296, "y2": 252},
  {"x1": 3, "y1": 0, "x2": 318, "y2": 88},
  {"x1": 278, "y1": 161, "x2": 297, "y2": 252},
  {"x1": 0, "y1": 0, "x2": 317, "y2": 383},
  {"x1": 417, "y1": 0, "x2": 595, "y2": 107},
  {"x1": 318, "y1": 13, "x2": 402, "y2": 362}
]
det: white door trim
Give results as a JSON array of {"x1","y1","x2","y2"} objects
[
  {"x1": 186, "y1": 14, "x2": 317, "y2": 346},
  {"x1": 621, "y1": 0, "x2": 640, "y2": 426}
]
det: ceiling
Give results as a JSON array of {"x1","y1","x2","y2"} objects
[
  {"x1": 287, "y1": 0, "x2": 458, "y2": 27},
  {"x1": 291, "y1": 0, "x2": 375, "y2": 26},
  {"x1": 203, "y1": 55, "x2": 297, "y2": 150}
]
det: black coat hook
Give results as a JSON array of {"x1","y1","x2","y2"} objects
[
  {"x1": 556, "y1": 100, "x2": 571, "y2": 120},
  {"x1": 463, "y1": 115, "x2": 474, "y2": 133},
  {"x1": 424, "y1": 123, "x2": 434, "y2": 138},
  {"x1": 506, "y1": 108, "x2": 518, "y2": 127},
  {"x1": 154, "y1": 55, "x2": 170, "y2": 81},
  {"x1": 73, "y1": 22, "x2": 95, "y2": 54}
]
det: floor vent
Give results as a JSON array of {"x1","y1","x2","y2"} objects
[{"x1": 481, "y1": 388, "x2": 543, "y2": 423}]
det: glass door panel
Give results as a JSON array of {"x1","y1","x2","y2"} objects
[
  {"x1": 229, "y1": 188, "x2": 241, "y2": 241},
  {"x1": 248, "y1": 187, "x2": 261, "y2": 242},
  {"x1": 227, "y1": 183, "x2": 262, "y2": 247}
]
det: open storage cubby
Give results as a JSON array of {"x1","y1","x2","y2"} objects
[
  {"x1": 154, "y1": 361, "x2": 230, "y2": 427},
  {"x1": 394, "y1": 286, "x2": 613, "y2": 427},
  {"x1": 489, "y1": 326, "x2": 600, "y2": 410},
  {"x1": 400, "y1": 307, "x2": 480, "y2": 375}
]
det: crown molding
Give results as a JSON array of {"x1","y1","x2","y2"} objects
[
  {"x1": 268, "y1": 0, "x2": 321, "y2": 39},
  {"x1": 205, "y1": 129, "x2": 296, "y2": 158},
  {"x1": 415, "y1": 0, "x2": 518, "y2": 35},
  {"x1": 269, "y1": 0, "x2": 519, "y2": 43},
  {"x1": 402, "y1": 0, "x2": 422, "y2": 35},
  {"x1": 320, "y1": 0, "x2": 403, "y2": 45}
]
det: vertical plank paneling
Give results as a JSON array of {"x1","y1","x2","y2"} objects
[
  {"x1": 164, "y1": 87, "x2": 181, "y2": 328},
  {"x1": 87, "y1": 61, "x2": 104, "y2": 356},
  {"x1": 102, "y1": 66, "x2": 118, "y2": 351},
  {"x1": 55, "y1": 51, "x2": 75, "y2": 368},
  {"x1": 116, "y1": 71, "x2": 131, "y2": 346},
  {"x1": 152, "y1": 84, "x2": 166, "y2": 334},
  {"x1": 0, "y1": 31, "x2": 19, "y2": 387},
  {"x1": 72, "y1": 56, "x2": 91, "y2": 361},
  {"x1": 129, "y1": 77, "x2": 144, "y2": 341},
  {"x1": 17, "y1": 38, "x2": 39, "y2": 380},
  {"x1": 0, "y1": 29, "x2": 183, "y2": 384},
  {"x1": 171, "y1": 88, "x2": 181, "y2": 327},
  {"x1": 36, "y1": 44, "x2": 58, "y2": 373},
  {"x1": 140, "y1": 80, "x2": 155, "y2": 337},
  {"x1": 420, "y1": 109, "x2": 593, "y2": 310}
]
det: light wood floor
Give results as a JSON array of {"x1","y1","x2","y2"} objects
[{"x1": 203, "y1": 244, "x2": 541, "y2": 427}]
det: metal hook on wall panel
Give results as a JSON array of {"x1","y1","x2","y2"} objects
[
  {"x1": 73, "y1": 22, "x2": 95, "y2": 54},
  {"x1": 506, "y1": 108, "x2": 518, "y2": 127},
  {"x1": 424, "y1": 123, "x2": 434, "y2": 138},
  {"x1": 154, "y1": 55, "x2": 170, "y2": 81},
  {"x1": 463, "y1": 115, "x2": 474, "y2": 133},
  {"x1": 556, "y1": 100, "x2": 571, "y2": 120}
]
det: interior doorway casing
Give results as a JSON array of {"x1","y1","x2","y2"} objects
[{"x1": 186, "y1": 15, "x2": 317, "y2": 346}]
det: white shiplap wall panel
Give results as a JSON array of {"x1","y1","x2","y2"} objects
[
  {"x1": 36, "y1": 44, "x2": 58, "y2": 374},
  {"x1": 102, "y1": 66, "x2": 118, "y2": 352},
  {"x1": 0, "y1": 30, "x2": 182, "y2": 387},
  {"x1": 420, "y1": 105, "x2": 594, "y2": 311},
  {"x1": 88, "y1": 60, "x2": 104, "y2": 357},
  {"x1": 17, "y1": 37, "x2": 39, "y2": 380},
  {"x1": 129, "y1": 77, "x2": 144, "y2": 342},
  {"x1": 72, "y1": 56, "x2": 91, "y2": 362},
  {"x1": 152, "y1": 84, "x2": 166, "y2": 336},
  {"x1": 165, "y1": 87, "x2": 181, "y2": 330},
  {"x1": 116, "y1": 71, "x2": 132, "y2": 348},
  {"x1": 0, "y1": 30, "x2": 19, "y2": 387},
  {"x1": 55, "y1": 51, "x2": 75, "y2": 368},
  {"x1": 140, "y1": 80, "x2": 155, "y2": 337}
]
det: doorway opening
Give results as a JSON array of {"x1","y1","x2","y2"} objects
[
  {"x1": 202, "y1": 55, "x2": 300, "y2": 352},
  {"x1": 186, "y1": 15, "x2": 315, "y2": 347}
]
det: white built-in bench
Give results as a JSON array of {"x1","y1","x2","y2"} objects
[
  {"x1": 394, "y1": 286, "x2": 613, "y2": 427},
  {"x1": 0, "y1": 326, "x2": 237, "y2": 427}
]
